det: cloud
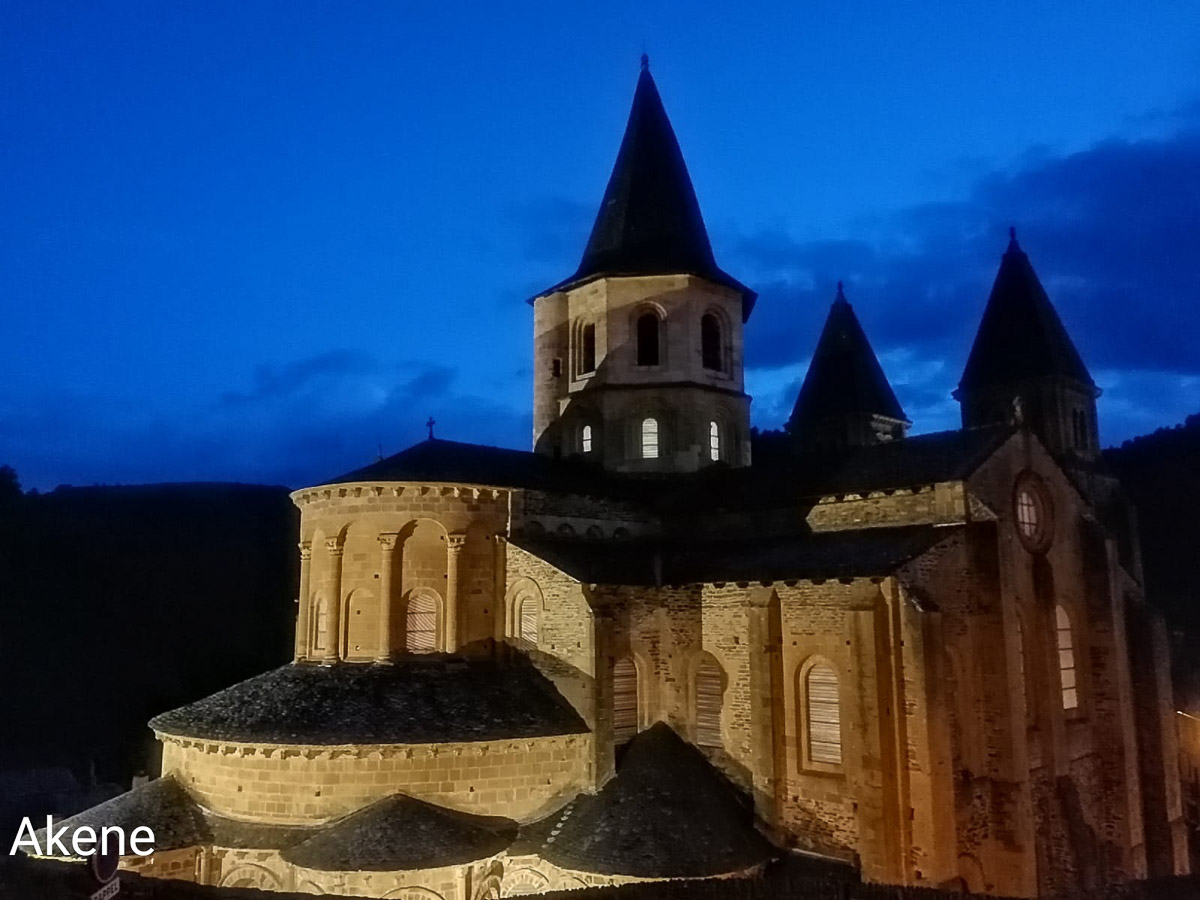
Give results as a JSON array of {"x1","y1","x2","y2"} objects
[
  {"x1": 731, "y1": 118, "x2": 1200, "y2": 440},
  {"x1": 2, "y1": 353, "x2": 529, "y2": 491}
]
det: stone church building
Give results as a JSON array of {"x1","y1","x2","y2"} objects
[{"x1": 46, "y1": 59, "x2": 1188, "y2": 898}]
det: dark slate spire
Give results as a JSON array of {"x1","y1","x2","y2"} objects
[
  {"x1": 537, "y1": 59, "x2": 756, "y2": 318},
  {"x1": 957, "y1": 229, "x2": 1094, "y2": 393},
  {"x1": 789, "y1": 284, "x2": 907, "y2": 434}
]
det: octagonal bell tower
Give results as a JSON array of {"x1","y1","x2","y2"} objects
[{"x1": 530, "y1": 57, "x2": 757, "y2": 474}]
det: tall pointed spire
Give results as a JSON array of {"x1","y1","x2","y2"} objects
[
  {"x1": 536, "y1": 58, "x2": 755, "y2": 317},
  {"x1": 788, "y1": 285, "x2": 908, "y2": 450},
  {"x1": 958, "y1": 229, "x2": 1094, "y2": 393}
]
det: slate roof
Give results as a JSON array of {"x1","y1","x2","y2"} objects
[
  {"x1": 535, "y1": 59, "x2": 756, "y2": 317},
  {"x1": 512, "y1": 524, "x2": 953, "y2": 586},
  {"x1": 517, "y1": 723, "x2": 775, "y2": 877},
  {"x1": 149, "y1": 653, "x2": 588, "y2": 744},
  {"x1": 283, "y1": 794, "x2": 516, "y2": 872},
  {"x1": 958, "y1": 231, "x2": 1095, "y2": 393},
  {"x1": 789, "y1": 286, "x2": 907, "y2": 429},
  {"x1": 35, "y1": 777, "x2": 209, "y2": 855}
]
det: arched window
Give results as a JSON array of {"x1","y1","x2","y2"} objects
[
  {"x1": 806, "y1": 663, "x2": 842, "y2": 765},
  {"x1": 613, "y1": 657, "x2": 639, "y2": 744},
  {"x1": 580, "y1": 323, "x2": 597, "y2": 374},
  {"x1": 701, "y1": 313, "x2": 722, "y2": 371},
  {"x1": 518, "y1": 595, "x2": 538, "y2": 645},
  {"x1": 581, "y1": 424, "x2": 593, "y2": 454},
  {"x1": 641, "y1": 417, "x2": 659, "y2": 459},
  {"x1": 311, "y1": 595, "x2": 328, "y2": 653},
  {"x1": 636, "y1": 313, "x2": 660, "y2": 366},
  {"x1": 1056, "y1": 605, "x2": 1078, "y2": 710},
  {"x1": 709, "y1": 421, "x2": 721, "y2": 461},
  {"x1": 405, "y1": 591, "x2": 439, "y2": 652},
  {"x1": 694, "y1": 656, "x2": 724, "y2": 748}
]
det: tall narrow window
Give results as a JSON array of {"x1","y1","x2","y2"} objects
[
  {"x1": 806, "y1": 664, "x2": 842, "y2": 765},
  {"x1": 636, "y1": 313, "x2": 660, "y2": 366},
  {"x1": 518, "y1": 595, "x2": 538, "y2": 645},
  {"x1": 580, "y1": 323, "x2": 596, "y2": 374},
  {"x1": 613, "y1": 657, "x2": 639, "y2": 744},
  {"x1": 312, "y1": 596, "x2": 328, "y2": 652},
  {"x1": 641, "y1": 417, "x2": 659, "y2": 459},
  {"x1": 701, "y1": 313, "x2": 722, "y2": 371},
  {"x1": 694, "y1": 657, "x2": 724, "y2": 748},
  {"x1": 581, "y1": 424, "x2": 593, "y2": 453},
  {"x1": 709, "y1": 421, "x2": 721, "y2": 461},
  {"x1": 405, "y1": 591, "x2": 438, "y2": 652},
  {"x1": 1056, "y1": 605, "x2": 1078, "y2": 710}
]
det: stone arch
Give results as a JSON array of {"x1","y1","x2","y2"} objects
[
  {"x1": 631, "y1": 301, "x2": 666, "y2": 367},
  {"x1": 502, "y1": 866, "x2": 550, "y2": 896},
  {"x1": 555, "y1": 875, "x2": 589, "y2": 891},
  {"x1": 310, "y1": 592, "x2": 330, "y2": 656},
  {"x1": 381, "y1": 888, "x2": 446, "y2": 900},
  {"x1": 402, "y1": 587, "x2": 443, "y2": 653},
  {"x1": 397, "y1": 517, "x2": 447, "y2": 639},
  {"x1": 295, "y1": 881, "x2": 324, "y2": 895},
  {"x1": 796, "y1": 655, "x2": 843, "y2": 768},
  {"x1": 700, "y1": 305, "x2": 731, "y2": 373},
  {"x1": 689, "y1": 651, "x2": 727, "y2": 749},
  {"x1": 505, "y1": 577, "x2": 544, "y2": 649},
  {"x1": 472, "y1": 872, "x2": 503, "y2": 900},
  {"x1": 219, "y1": 864, "x2": 281, "y2": 890},
  {"x1": 342, "y1": 587, "x2": 377, "y2": 660}
]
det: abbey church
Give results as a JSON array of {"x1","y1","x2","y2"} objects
[{"x1": 45, "y1": 59, "x2": 1188, "y2": 898}]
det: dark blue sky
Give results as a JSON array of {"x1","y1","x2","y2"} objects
[{"x1": 3, "y1": 3, "x2": 1199, "y2": 489}]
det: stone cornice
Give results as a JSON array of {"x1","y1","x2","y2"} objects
[
  {"x1": 291, "y1": 482, "x2": 511, "y2": 508},
  {"x1": 154, "y1": 731, "x2": 589, "y2": 760}
]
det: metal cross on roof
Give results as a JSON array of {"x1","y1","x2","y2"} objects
[{"x1": 426, "y1": 416, "x2": 435, "y2": 440}]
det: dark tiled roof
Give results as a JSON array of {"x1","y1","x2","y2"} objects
[
  {"x1": 512, "y1": 525, "x2": 953, "y2": 586},
  {"x1": 788, "y1": 288, "x2": 907, "y2": 429},
  {"x1": 205, "y1": 815, "x2": 312, "y2": 851},
  {"x1": 958, "y1": 232, "x2": 1094, "y2": 393},
  {"x1": 323, "y1": 438, "x2": 626, "y2": 494},
  {"x1": 519, "y1": 723, "x2": 775, "y2": 877},
  {"x1": 535, "y1": 60, "x2": 755, "y2": 317},
  {"x1": 36, "y1": 777, "x2": 209, "y2": 855},
  {"x1": 283, "y1": 794, "x2": 516, "y2": 872},
  {"x1": 149, "y1": 653, "x2": 589, "y2": 745}
]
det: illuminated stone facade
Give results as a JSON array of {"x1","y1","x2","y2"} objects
[{"x1": 52, "y1": 59, "x2": 1188, "y2": 900}]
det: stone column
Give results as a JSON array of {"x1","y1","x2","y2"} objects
[
  {"x1": 324, "y1": 537, "x2": 344, "y2": 663},
  {"x1": 445, "y1": 533, "x2": 466, "y2": 653},
  {"x1": 376, "y1": 533, "x2": 399, "y2": 663},
  {"x1": 746, "y1": 587, "x2": 780, "y2": 824},
  {"x1": 492, "y1": 534, "x2": 508, "y2": 644},
  {"x1": 294, "y1": 541, "x2": 313, "y2": 660}
]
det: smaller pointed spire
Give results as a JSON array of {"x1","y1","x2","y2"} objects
[
  {"x1": 641, "y1": 52, "x2": 649, "y2": 71},
  {"x1": 1009, "y1": 225, "x2": 1017, "y2": 244},
  {"x1": 835, "y1": 280, "x2": 846, "y2": 301}
]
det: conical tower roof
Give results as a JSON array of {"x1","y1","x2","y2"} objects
[
  {"x1": 789, "y1": 284, "x2": 907, "y2": 430},
  {"x1": 958, "y1": 230, "x2": 1094, "y2": 393},
  {"x1": 537, "y1": 57, "x2": 755, "y2": 317}
]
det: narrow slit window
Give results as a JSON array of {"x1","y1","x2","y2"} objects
[
  {"x1": 709, "y1": 421, "x2": 720, "y2": 461},
  {"x1": 636, "y1": 313, "x2": 660, "y2": 366},
  {"x1": 518, "y1": 595, "x2": 538, "y2": 646},
  {"x1": 312, "y1": 596, "x2": 328, "y2": 652},
  {"x1": 406, "y1": 592, "x2": 438, "y2": 652},
  {"x1": 1056, "y1": 605, "x2": 1078, "y2": 710},
  {"x1": 580, "y1": 323, "x2": 597, "y2": 374},
  {"x1": 641, "y1": 418, "x2": 659, "y2": 459},
  {"x1": 806, "y1": 664, "x2": 842, "y2": 765},
  {"x1": 694, "y1": 658, "x2": 724, "y2": 748},
  {"x1": 581, "y1": 424, "x2": 593, "y2": 453},
  {"x1": 701, "y1": 313, "x2": 722, "y2": 371},
  {"x1": 1016, "y1": 489, "x2": 1039, "y2": 537},
  {"x1": 613, "y1": 657, "x2": 639, "y2": 744}
]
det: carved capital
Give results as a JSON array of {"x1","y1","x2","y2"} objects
[
  {"x1": 493, "y1": 533, "x2": 508, "y2": 547},
  {"x1": 446, "y1": 532, "x2": 467, "y2": 553},
  {"x1": 298, "y1": 541, "x2": 312, "y2": 561},
  {"x1": 377, "y1": 532, "x2": 399, "y2": 552},
  {"x1": 324, "y1": 537, "x2": 344, "y2": 557}
]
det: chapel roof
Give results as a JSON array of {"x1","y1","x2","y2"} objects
[
  {"x1": 788, "y1": 284, "x2": 907, "y2": 429},
  {"x1": 958, "y1": 230, "x2": 1095, "y2": 393},
  {"x1": 534, "y1": 58, "x2": 756, "y2": 317},
  {"x1": 511, "y1": 524, "x2": 952, "y2": 586},
  {"x1": 515, "y1": 722, "x2": 775, "y2": 877},
  {"x1": 282, "y1": 794, "x2": 516, "y2": 872},
  {"x1": 149, "y1": 652, "x2": 588, "y2": 745}
]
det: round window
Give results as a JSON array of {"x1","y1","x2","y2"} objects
[{"x1": 1013, "y1": 474, "x2": 1053, "y2": 552}]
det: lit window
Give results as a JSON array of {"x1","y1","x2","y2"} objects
[
  {"x1": 1056, "y1": 605, "x2": 1077, "y2": 710},
  {"x1": 701, "y1": 313, "x2": 722, "y2": 371},
  {"x1": 580, "y1": 323, "x2": 596, "y2": 374},
  {"x1": 1016, "y1": 489, "x2": 1038, "y2": 537},
  {"x1": 518, "y1": 595, "x2": 538, "y2": 645},
  {"x1": 694, "y1": 656, "x2": 724, "y2": 748},
  {"x1": 1014, "y1": 475, "x2": 1052, "y2": 551},
  {"x1": 806, "y1": 664, "x2": 842, "y2": 765},
  {"x1": 581, "y1": 424, "x2": 593, "y2": 453},
  {"x1": 641, "y1": 417, "x2": 659, "y2": 459},
  {"x1": 709, "y1": 421, "x2": 720, "y2": 461},
  {"x1": 636, "y1": 313, "x2": 660, "y2": 366},
  {"x1": 405, "y1": 591, "x2": 438, "y2": 652}
]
